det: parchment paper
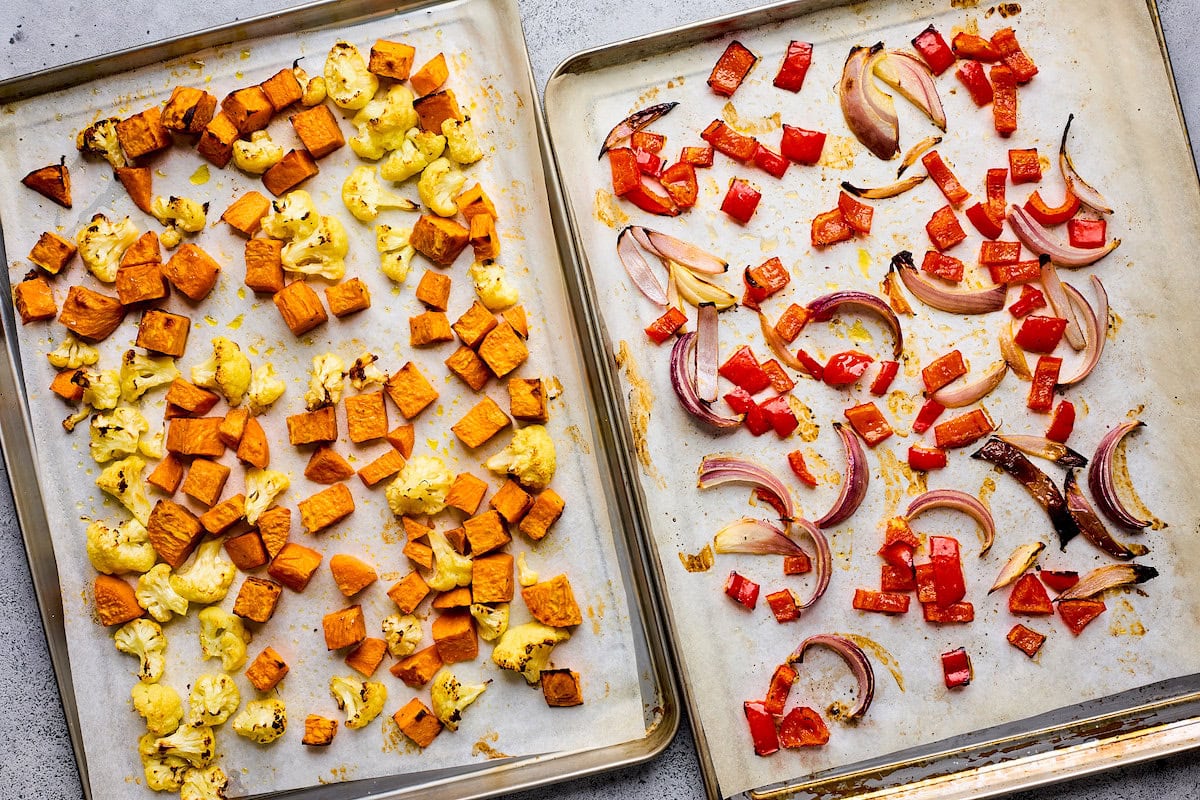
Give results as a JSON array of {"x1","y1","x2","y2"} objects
[
  {"x1": 0, "y1": 1, "x2": 647, "y2": 796},
  {"x1": 547, "y1": 0, "x2": 1200, "y2": 796}
]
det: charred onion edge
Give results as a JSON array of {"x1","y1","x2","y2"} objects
[
  {"x1": 1054, "y1": 563, "x2": 1159, "y2": 602},
  {"x1": 698, "y1": 453, "x2": 797, "y2": 523},
  {"x1": 1064, "y1": 469, "x2": 1148, "y2": 560},
  {"x1": 988, "y1": 542, "x2": 1046, "y2": 593},
  {"x1": 695, "y1": 303, "x2": 719, "y2": 403},
  {"x1": 1087, "y1": 420, "x2": 1152, "y2": 529},
  {"x1": 670, "y1": 332, "x2": 743, "y2": 429},
  {"x1": 891, "y1": 250, "x2": 1006, "y2": 314},
  {"x1": 788, "y1": 634, "x2": 875, "y2": 719},
  {"x1": 840, "y1": 44, "x2": 900, "y2": 161},
  {"x1": 875, "y1": 51, "x2": 947, "y2": 131},
  {"x1": 842, "y1": 174, "x2": 927, "y2": 199},
  {"x1": 713, "y1": 517, "x2": 806, "y2": 556},
  {"x1": 757, "y1": 311, "x2": 807, "y2": 372},
  {"x1": 1008, "y1": 205, "x2": 1120, "y2": 268},
  {"x1": 634, "y1": 227, "x2": 728, "y2": 275},
  {"x1": 996, "y1": 435, "x2": 1088, "y2": 468},
  {"x1": 816, "y1": 422, "x2": 869, "y2": 529},
  {"x1": 898, "y1": 135, "x2": 942, "y2": 178},
  {"x1": 616, "y1": 227, "x2": 667, "y2": 306},
  {"x1": 972, "y1": 437, "x2": 1081, "y2": 549},
  {"x1": 807, "y1": 290, "x2": 904, "y2": 358},
  {"x1": 1059, "y1": 114, "x2": 1114, "y2": 214},
  {"x1": 905, "y1": 488, "x2": 998, "y2": 555},
  {"x1": 599, "y1": 101, "x2": 680, "y2": 159},
  {"x1": 1058, "y1": 277, "x2": 1109, "y2": 387},
  {"x1": 931, "y1": 361, "x2": 1008, "y2": 408}
]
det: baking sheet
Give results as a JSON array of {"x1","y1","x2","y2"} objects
[
  {"x1": 0, "y1": 1, "x2": 650, "y2": 797},
  {"x1": 546, "y1": 0, "x2": 1200, "y2": 796}
]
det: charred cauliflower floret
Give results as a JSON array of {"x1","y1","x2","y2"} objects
[
  {"x1": 139, "y1": 732, "x2": 189, "y2": 792},
  {"x1": 79, "y1": 368, "x2": 121, "y2": 410},
  {"x1": 442, "y1": 117, "x2": 484, "y2": 165},
  {"x1": 154, "y1": 724, "x2": 217, "y2": 768},
  {"x1": 89, "y1": 406, "x2": 149, "y2": 463},
  {"x1": 244, "y1": 468, "x2": 290, "y2": 526},
  {"x1": 485, "y1": 425, "x2": 556, "y2": 490},
  {"x1": 329, "y1": 675, "x2": 387, "y2": 729},
  {"x1": 375, "y1": 223, "x2": 415, "y2": 283},
  {"x1": 380, "y1": 128, "x2": 445, "y2": 182},
  {"x1": 63, "y1": 406, "x2": 92, "y2": 433},
  {"x1": 47, "y1": 335, "x2": 100, "y2": 370},
  {"x1": 430, "y1": 669, "x2": 490, "y2": 731},
  {"x1": 261, "y1": 190, "x2": 320, "y2": 240},
  {"x1": 76, "y1": 118, "x2": 127, "y2": 168},
  {"x1": 114, "y1": 618, "x2": 167, "y2": 683},
  {"x1": 246, "y1": 362, "x2": 286, "y2": 416},
  {"x1": 179, "y1": 765, "x2": 228, "y2": 800},
  {"x1": 426, "y1": 527, "x2": 473, "y2": 592},
  {"x1": 231, "y1": 698, "x2": 287, "y2": 744},
  {"x1": 132, "y1": 682, "x2": 184, "y2": 735},
  {"x1": 303, "y1": 352, "x2": 345, "y2": 410},
  {"x1": 96, "y1": 455, "x2": 152, "y2": 525},
  {"x1": 151, "y1": 196, "x2": 207, "y2": 250},
  {"x1": 191, "y1": 336, "x2": 252, "y2": 407},
  {"x1": 86, "y1": 518, "x2": 156, "y2": 575},
  {"x1": 385, "y1": 454, "x2": 453, "y2": 516},
  {"x1": 170, "y1": 540, "x2": 236, "y2": 605},
  {"x1": 77, "y1": 214, "x2": 139, "y2": 283},
  {"x1": 380, "y1": 613, "x2": 422, "y2": 658},
  {"x1": 136, "y1": 564, "x2": 190, "y2": 623},
  {"x1": 232, "y1": 130, "x2": 285, "y2": 174},
  {"x1": 347, "y1": 352, "x2": 387, "y2": 390},
  {"x1": 187, "y1": 673, "x2": 241, "y2": 727},
  {"x1": 282, "y1": 213, "x2": 348, "y2": 280},
  {"x1": 491, "y1": 622, "x2": 570, "y2": 684},
  {"x1": 342, "y1": 165, "x2": 417, "y2": 222},
  {"x1": 323, "y1": 41, "x2": 378, "y2": 110},
  {"x1": 470, "y1": 603, "x2": 510, "y2": 642},
  {"x1": 417, "y1": 157, "x2": 466, "y2": 217},
  {"x1": 120, "y1": 349, "x2": 179, "y2": 402},
  {"x1": 198, "y1": 606, "x2": 250, "y2": 672},
  {"x1": 468, "y1": 260, "x2": 519, "y2": 311},
  {"x1": 293, "y1": 61, "x2": 327, "y2": 106},
  {"x1": 349, "y1": 84, "x2": 418, "y2": 159}
]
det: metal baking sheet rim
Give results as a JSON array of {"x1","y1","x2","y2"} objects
[
  {"x1": 0, "y1": 0, "x2": 680, "y2": 797},
  {"x1": 539, "y1": 0, "x2": 1200, "y2": 799}
]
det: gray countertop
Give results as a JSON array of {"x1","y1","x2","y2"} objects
[{"x1": 1, "y1": 1, "x2": 1198, "y2": 798}]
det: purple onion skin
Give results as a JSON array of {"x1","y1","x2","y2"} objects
[{"x1": 972, "y1": 437, "x2": 1080, "y2": 549}]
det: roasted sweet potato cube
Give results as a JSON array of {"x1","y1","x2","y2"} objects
[
  {"x1": 452, "y1": 300, "x2": 498, "y2": 348},
  {"x1": 147, "y1": 499, "x2": 204, "y2": 568},
  {"x1": 386, "y1": 424, "x2": 415, "y2": 458},
  {"x1": 201, "y1": 494, "x2": 247, "y2": 536},
  {"x1": 432, "y1": 587, "x2": 472, "y2": 609},
  {"x1": 323, "y1": 605, "x2": 367, "y2": 650},
  {"x1": 387, "y1": 571, "x2": 430, "y2": 615},
  {"x1": 268, "y1": 542, "x2": 322, "y2": 592},
  {"x1": 136, "y1": 310, "x2": 190, "y2": 357},
  {"x1": 463, "y1": 509, "x2": 510, "y2": 556},
  {"x1": 414, "y1": 270, "x2": 451, "y2": 311},
  {"x1": 94, "y1": 574, "x2": 142, "y2": 626},
  {"x1": 59, "y1": 285, "x2": 124, "y2": 340},
  {"x1": 508, "y1": 377, "x2": 548, "y2": 422},
  {"x1": 147, "y1": 453, "x2": 185, "y2": 495},
  {"x1": 236, "y1": 416, "x2": 270, "y2": 469},
  {"x1": 369, "y1": 40, "x2": 416, "y2": 80},
  {"x1": 414, "y1": 90, "x2": 463, "y2": 133},
  {"x1": 274, "y1": 280, "x2": 327, "y2": 334},
  {"x1": 345, "y1": 391, "x2": 388, "y2": 443},
  {"x1": 22, "y1": 161, "x2": 71, "y2": 208},
  {"x1": 357, "y1": 449, "x2": 406, "y2": 487},
  {"x1": 391, "y1": 645, "x2": 443, "y2": 687},
  {"x1": 455, "y1": 183, "x2": 497, "y2": 222},
  {"x1": 519, "y1": 489, "x2": 565, "y2": 541},
  {"x1": 402, "y1": 516, "x2": 432, "y2": 541},
  {"x1": 245, "y1": 646, "x2": 289, "y2": 691},
  {"x1": 300, "y1": 483, "x2": 355, "y2": 534},
  {"x1": 115, "y1": 167, "x2": 154, "y2": 214},
  {"x1": 302, "y1": 715, "x2": 337, "y2": 746},
  {"x1": 162, "y1": 243, "x2": 220, "y2": 302},
  {"x1": 305, "y1": 446, "x2": 354, "y2": 484},
  {"x1": 541, "y1": 669, "x2": 583, "y2": 707},
  {"x1": 330, "y1": 553, "x2": 378, "y2": 597},
  {"x1": 222, "y1": 87, "x2": 274, "y2": 134},
  {"x1": 197, "y1": 111, "x2": 240, "y2": 167},
  {"x1": 410, "y1": 214, "x2": 470, "y2": 267},
  {"x1": 471, "y1": 553, "x2": 514, "y2": 604},
  {"x1": 244, "y1": 238, "x2": 285, "y2": 294},
  {"x1": 223, "y1": 529, "x2": 268, "y2": 569},
  {"x1": 120, "y1": 232, "x2": 162, "y2": 269},
  {"x1": 222, "y1": 191, "x2": 272, "y2": 237},
  {"x1": 522, "y1": 574, "x2": 582, "y2": 627},
  {"x1": 469, "y1": 213, "x2": 499, "y2": 261},
  {"x1": 325, "y1": 278, "x2": 371, "y2": 318},
  {"x1": 410, "y1": 53, "x2": 449, "y2": 96},
  {"x1": 259, "y1": 68, "x2": 303, "y2": 112},
  {"x1": 409, "y1": 311, "x2": 453, "y2": 347},
  {"x1": 445, "y1": 527, "x2": 468, "y2": 554},
  {"x1": 445, "y1": 346, "x2": 489, "y2": 391},
  {"x1": 257, "y1": 506, "x2": 291, "y2": 559},
  {"x1": 161, "y1": 86, "x2": 217, "y2": 134},
  {"x1": 164, "y1": 378, "x2": 218, "y2": 415},
  {"x1": 506, "y1": 307, "x2": 528, "y2": 342},
  {"x1": 263, "y1": 149, "x2": 319, "y2": 196},
  {"x1": 218, "y1": 407, "x2": 249, "y2": 448},
  {"x1": 50, "y1": 368, "x2": 85, "y2": 403},
  {"x1": 478, "y1": 321, "x2": 528, "y2": 378},
  {"x1": 234, "y1": 577, "x2": 283, "y2": 623},
  {"x1": 28, "y1": 231, "x2": 76, "y2": 275},
  {"x1": 393, "y1": 698, "x2": 442, "y2": 747},
  {"x1": 12, "y1": 276, "x2": 56, "y2": 323},
  {"x1": 115, "y1": 262, "x2": 168, "y2": 306},
  {"x1": 445, "y1": 473, "x2": 488, "y2": 515},
  {"x1": 181, "y1": 458, "x2": 231, "y2": 507},
  {"x1": 166, "y1": 417, "x2": 225, "y2": 457},
  {"x1": 345, "y1": 637, "x2": 388, "y2": 677},
  {"x1": 403, "y1": 539, "x2": 434, "y2": 570},
  {"x1": 490, "y1": 479, "x2": 533, "y2": 524},
  {"x1": 287, "y1": 406, "x2": 338, "y2": 445},
  {"x1": 290, "y1": 106, "x2": 345, "y2": 159},
  {"x1": 432, "y1": 610, "x2": 477, "y2": 664},
  {"x1": 451, "y1": 397, "x2": 510, "y2": 449},
  {"x1": 384, "y1": 362, "x2": 438, "y2": 419},
  {"x1": 116, "y1": 106, "x2": 172, "y2": 159}
]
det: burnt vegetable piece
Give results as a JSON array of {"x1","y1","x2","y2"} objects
[
  {"x1": 22, "y1": 157, "x2": 72, "y2": 207},
  {"x1": 972, "y1": 437, "x2": 1080, "y2": 549},
  {"x1": 1054, "y1": 563, "x2": 1159, "y2": 602},
  {"x1": 597, "y1": 102, "x2": 679, "y2": 159},
  {"x1": 1064, "y1": 469, "x2": 1149, "y2": 560}
]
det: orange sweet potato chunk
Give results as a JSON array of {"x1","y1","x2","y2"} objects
[
  {"x1": 21, "y1": 160, "x2": 71, "y2": 208},
  {"x1": 28, "y1": 230, "x2": 76, "y2": 275},
  {"x1": 268, "y1": 542, "x2": 322, "y2": 592},
  {"x1": 233, "y1": 577, "x2": 283, "y2": 623},
  {"x1": 330, "y1": 553, "x2": 378, "y2": 597},
  {"x1": 244, "y1": 238, "x2": 285, "y2": 294},
  {"x1": 369, "y1": 40, "x2": 416, "y2": 80},
  {"x1": 286, "y1": 406, "x2": 337, "y2": 445},
  {"x1": 519, "y1": 489, "x2": 565, "y2": 541},
  {"x1": 451, "y1": 397, "x2": 510, "y2": 449},
  {"x1": 325, "y1": 277, "x2": 371, "y2": 318},
  {"x1": 410, "y1": 214, "x2": 469, "y2": 267},
  {"x1": 345, "y1": 637, "x2": 388, "y2": 678},
  {"x1": 384, "y1": 362, "x2": 438, "y2": 420},
  {"x1": 162, "y1": 243, "x2": 220, "y2": 302},
  {"x1": 59, "y1": 285, "x2": 124, "y2": 341},
  {"x1": 12, "y1": 275, "x2": 57, "y2": 323},
  {"x1": 94, "y1": 574, "x2": 142, "y2": 626},
  {"x1": 146, "y1": 499, "x2": 204, "y2": 569},
  {"x1": 257, "y1": 506, "x2": 291, "y2": 559},
  {"x1": 200, "y1": 494, "x2": 247, "y2": 536},
  {"x1": 136, "y1": 310, "x2": 190, "y2": 357},
  {"x1": 116, "y1": 106, "x2": 172, "y2": 159},
  {"x1": 298, "y1": 483, "x2": 355, "y2": 534},
  {"x1": 259, "y1": 69, "x2": 303, "y2": 112},
  {"x1": 262, "y1": 149, "x2": 319, "y2": 196},
  {"x1": 304, "y1": 446, "x2": 355, "y2": 484},
  {"x1": 245, "y1": 646, "x2": 289, "y2": 691},
  {"x1": 115, "y1": 262, "x2": 168, "y2": 306},
  {"x1": 302, "y1": 715, "x2": 337, "y2": 746},
  {"x1": 387, "y1": 571, "x2": 430, "y2": 615},
  {"x1": 471, "y1": 553, "x2": 514, "y2": 604},
  {"x1": 290, "y1": 105, "x2": 345, "y2": 159},
  {"x1": 522, "y1": 574, "x2": 583, "y2": 627},
  {"x1": 541, "y1": 669, "x2": 584, "y2": 707},
  {"x1": 344, "y1": 391, "x2": 388, "y2": 443},
  {"x1": 114, "y1": 167, "x2": 154, "y2": 215},
  {"x1": 197, "y1": 111, "x2": 240, "y2": 167},
  {"x1": 222, "y1": 191, "x2": 272, "y2": 237},
  {"x1": 445, "y1": 472, "x2": 487, "y2": 515},
  {"x1": 181, "y1": 458, "x2": 231, "y2": 507},
  {"x1": 161, "y1": 86, "x2": 217, "y2": 134},
  {"x1": 274, "y1": 280, "x2": 327, "y2": 335},
  {"x1": 323, "y1": 605, "x2": 367, "y2": 650},
  {"x1": 393, "y1": 698, "x2": 442, "y2": 747},
  {"x1": 223, "y1": 529, "x2": 268, "y2": 569},
  {"x1": 410, "y1": 53, "x2": 449, "y2": 96},
  {"x1": 357, "y1": 449, "x2": 406, "y2": 487},
  {"x1": 222, "y1": 86, "x2": 274, "y2": 134},
  {"x1": 432, "y1": 610, "x2": 477, "y2": 664},
  {"x1": 390, "y1": 644, "x2": 443, "y2": 687},
  {"x1": 236, "y1": 416, "x2": 270, "y2": 469}
]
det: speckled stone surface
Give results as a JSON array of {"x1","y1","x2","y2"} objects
[{"x1": 1, "y1": 1, "x2": 1198, "y2": 799}]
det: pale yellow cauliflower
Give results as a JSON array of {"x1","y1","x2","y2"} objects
[
  {"x1": 324, "y1": 41, "x2": 378, "y2": 110},
  {"x1": 191, "y1": 337, "x2": 252, "y2": 407},
  {"x1": 385, "y1": 454, "x2": 453, "y2": 516},
  {"x1": 485, "y1": 425, "x2": 556, "y2": 490},
  {"x1": 77, "y1": 214, "x2": 139, "y2": 282}
]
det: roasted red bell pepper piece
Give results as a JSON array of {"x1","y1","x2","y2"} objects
[
  {"x1": 1024, "y1": 190, "x2": 1080, "y2": 225},
  {"x1": 719, "y1": 345, "x2": 772, "y2": 394},
  {"x1": 853, "y1": 588, "x2": 911, "y2": 614},
  {"x1": 824, "y1": 351, "x2": 874, "y2": 386},
  {"x1": 660, "y1": 161, "x2": 698, "y2": 209},
  {"x1": 870, "y1": 360, "x2": 900, "y2": 395},
  {"x1": 908, "y1": 445, "x2": 948, "y2": 471},
  {"x1": 1040, "y1": 570, "x2": 1080, "y2": 593},
  {"x1": 787, "y1": 450, "x2": 819, "y2": 488},
  {"x1": 1028, "y1": 356, "x2": 1061, "y2": 412},
  {"x1": 884, "y1": 516, "x2": 921, "y2": 549},
  {"x1": 811, "y1": 208, "x2": 853, "y2": 247},
  {"x1": 722, "y1": 177, "x2": 762, "y2": 224},
  {"x1": 980, "y1": 240, "x2": 1021, "y2": 267},
  {"x1": 912, "y1": 24, "x2": 955, "y2": 75},
  {"x1": 681, "y1": 145, "x2": 714, "y2": 167},
  {"x1": 701, "y1": 119, "x2": 758, "y2": 161},
  {"x1": 709, "y1": 40, "x2": 758, "y2": 97},
  {"x1": 761, "y1": 395, "x2": 799, "y2": 438},
  {"x1": 1068, "y1": 218, "x2": 1107, "y2": 249},
  {"x1": 990, "y1": 64, "x2": 1018, "y2": 136},
  {"x1": 915, "y1": 562, "x2": 937, "y2": 604},
  {"x1": 926, "y1": 205, "x2": 967, "y2": 251},
  {"x1": 921, "y1": 250, "x2": 965, "y2": 282},
  {"x1": 991, "y1": 27, "x2": 1038, "y2": 84},
  {"x1": 881, "y1": 563, "x2": 916, "y2": 593},
  {"x1": 922, "y1": 349, "x2": 967, "y2": 392},
  {"x1": 725, "y1": 571, "x2": 760, "y2": 609},
  {"x1": 795, "y1": 349, "x2": 825, "y2": 381},
  {"x1": 724, "y1": 386, "x2": 756, "y2": 414},
  {"x1": 1008, "y1": 573, "x2": 1053, "y2": 615},
  {"x1": 744, "y1": 402, "x2": 772, "y2": 436},
  {"x1": 634, "y1": 147, "x2": 663, "y2": 177},
  {"x1": 933, "y1": 409, "x2": 994, "y2": 449},
  {"x1": 912, "y1": 398, "x2": 946, "y2": 434},
  {"x1": 780, "y1": 125, "x2": 826, "y2": 164},
  {"x1": 1046, "y1": 399, "x2": 1076, "y2": 443},
  {"x1": 784, "y1": 553, "x2": 813, "y2": 575},
  {"x1": 1008, "y1": 148, "x2": 1042, "y2": 184},
  {"x1": 1059, "y1": 599, "x2": 1106, "y2": 635},
  {"x1": 1015, "y1": 315, "x2": 1067, "y2": 353},
  {"x1": 778, "y1": 706, "x2": 830, "y2": 748},
  {"x1": 625, "y1": 179, "x2": 680, "y2": 216},
  {"x1": 608, "y1": 147, "x2": 640, "y2": 196},
  {"x1": 929, "y1": 535, "x2": 966, "y2": 607},
  {"x1": 844, "y1": 401, "x2": 893, "y2": 446},
  {"x1": 631, "y1": 130, "x2": 665, "y2": 153},
  {"x1": 761, "y1": 359, "x2": 795, "y2": 394},
  {"x1": 965, "y1": 202, "x2": 1004, "y2": 241},
  {"x1": 941, "y1": 647, "x2": 972, "y2": 688},
  {"x1": 879, "y1": 542, "x2": 915, "y2": 573},
  {"x1": 1009, "y1": 284, "x2": 1047, "y2": 318},
  {"x1": 644, "y1": 306, "x2": 688, "y2": 344},
  {"x1": 923, "y1": 600, "x2": 975, "y2": 623},
  {"x1": 753, "y1": 143, "x2": 790, "y2": 178},
  {"x1": 744, "y1": 257, "x2": 791, "y2": 307},
  {"x1": 837, "y1": 191, "x2": 874, "y2": 234},
  {"x1": 774, "y1": 40, "x2": 814, "y2": 92},
  {"x1": 1007, "y1": 623, "x2": 1046, "y2": 657},
  {"x1": 986, "y1": 168, "x2": 1008, "y2": 220},
  {"x1": 922, "y1": 151, "x2": 971, "y2": 206},
  {"x1": 774, "y1": 303, "x2": 812, "y2": 343},
  {"x1": 952, "y1": 32, "x2": 1000, "y2": 62},
  {"x1": 997, "y1": 259, "x2": 1041, "y2": 284},
  {"x1": 754, "y1": 487, "x2": 789, "y2": 519},
  {"x1": 763, "y1": 663, "x2": 797, "y2": 714},
  {"x1": 955, "y1": 60, "x2": 994, "y2": 106},
  {"x1": 743, "y1": 701, "x2": 779, "y2": 756},
  {"x1": 766, "y1": 590, "x2": 801, "y2": 623}
]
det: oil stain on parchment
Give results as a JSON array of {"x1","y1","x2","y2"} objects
[
  {"x1": 615, "y1": 340, "x2": 665, "y2": 488},
  {"x1": 878, "y1": 447, "x2": 927, "y2": 518},
  {"x1": 1108, "y1": 598, "x2": 1147, "y2": 637},
  {"x1": 841, "y1": 633, "x2": 905, "y2": 692},
  {"x1": 721, "y1": 102, "x2": 781, "y2": 135},
  {"x1": 473, "y1": 731, "x2": 510, "y2": 759},
  {"x1": 594, "y1": 189, "x2": 630, "y2": 229},
  {"x1": 678, "y1": 543, "x2": 714, "y2": 573}
]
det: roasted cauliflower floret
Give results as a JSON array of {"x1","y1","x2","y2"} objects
[
  {"x1": 231, "y1": 698, "x2": 287, "y2": 744},
  {"x1": 380, "y1": 613, "x2": 423, "y2": 658},
  {"x1": 247, "y1": 362, "x2": 287, "y2": 416},
  {"x1": 191, "y1": 336, "x2": 252, "y2": 407},
  {"x1": 491, "y1": 622, "x2": 570, "y2": 684},
  {"x1": 154, "y1": 724, "x2": 217, "y2": 767},
  {"x1": 170, "y1": 540, "x2": 236, "y2": 605},
  {"x1": 342, "y1": 165, "x2": 417, "y2": 222},
  {"x1": 470, "y1": 603, "x2": 510, "y2": 642},
  {"x1": 517, "y1": 552, "x2": 538, "y2": 587},
  {"x1": 323, "y1": 41, "x2": 378, "y2": 110},
  {"x1": 375, "y1": 223, "x2": 415, "y2": 283},
  {"x1": 293, "y1": 61, "x2": 327, "y2": 106},
  {"x1": 136, "y1": 563, "x2": 190, "y2": 623},
  {"x1": 114, "y1": 618, "x2": 167, "y2": 683},
  {"x1": 385, "y1": 454, "x2": 453, "y2": 516},
  {"x1": 132, "y1": 682, "x2": 184, "y2": 735},
  {"x1": 79, "y1": 368, "x2": 122, "y2": 410},
  {"x1": 86, "y1": 518, "x2": 156, "y2": 575},
  {"x1": 96, "y1": 455, "x2": 152, "y2": 525},
  {"x1": 120, "y1": 350, "x2": 179, "y2": 403},
  {"x1": 380, "y1": 128, "x2": 445, "y2": 182},
  {"x1": 485, "y1": 425, "x2": 556, "y2": 490},
  {"x1": 90, "y1": 406, "x2": 149, "y2": 463},
  {"x1": 261, "y1": 190, "x2": 320, "y2": 240},
  {"x1": 349, "y1": 84, "x2": 418, "y2": 160},
  {"x1": 47, "y1": 335, "x2": 100, "y2": 369},
  {"x1": 179, "y1": 765, "x2": 228, "y2": 800},
  {"x1": 77, "y1": 214, "x2": 139, "y2": 283},
  {"x1": 152, "y1": 195, "x2": 207, "y2": 250},
  {"x1": 303, "y1": 352, "x2": 345, "y2": 410},
  {"x1": 63, "y1": 406, "x2": 92, "y2": 433},
  {"x1": 232, "y1": 130, "x2": 285, "y2": 174},
  {"x1": 198, "y1": 606, "x2": 251, "y2": 672},
  {"x1": 430, "y1": 669, "x2": 490, "y2": 731},
  {"x1": 425, "y1": 527, "x2": 473, "y2": 593},
  {"x1": 139, "y1": 428, "x2": 165, "y2": 459},
  {"x1": 329, "y1": 675, "x2": 387, "y2": 729},
  {"x1": 139, "y1": 732, "x2": 189, "y2": 792},
  {"x1": 244, "y1": 468, "x2": 290, "y2": 526},
  {"x1": 468, "y1": 260, "x2": 519, "y2": 311},
  {"x1": 442, "y1": 117, "x2": 484, "y2": 165},
  {"x1": 417, "y1": 157, "x2": 466, "y2": 217},
  {"x1": 76, "y1": 117, "x2": 128, "y2": 168},
  {"x1": 347, "y1": 352, "x2": 387, "y2": 390},
  {"x1": 281, "y1": 213, "x2": 348, "y2": 280},
  {"x1": 187, "y1": 673, "x2": 241, "y2": 727}
]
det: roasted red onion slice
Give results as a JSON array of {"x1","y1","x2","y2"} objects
[
  {"x1": 931, "y1": 361, "x2": 1007, "y2": 408},
  {"x1": 988, "y1": 542, "x2": 1045, "y2": 593},
  {"x1": 696, "y1": 303, "x2": 719, "y2": 403},
  {"x1": 891, "y1": 251, "x2": 1006, "y2": 314},
  {"x1": 616, "y1": 227, "x2": 667, "y2": 306},
  {"x1": 874, "y1": 50, "x2": 947, "y2": 131},
  {"x1": 1008, "y1": 205, "x2": 1120, "y2": 267},
  {"x1": 634, "y1": 227, "x2": 728, "y2": 275},
  {"x1": 788, "y1": 634, "x2": 875, "y2": 719},
  {"x1": 1040, "y1": 258, "x2": 1085, "y2": 351},
  {"x1": 1000, "y1": 322, "x2": 1032, "y2": 379},
  {"x1": 972, "y1": 437, "x2": 1081, "y2": 549},
  {"x1": 841, "y1": 174, "x2": 926, "y2": 199},
  {"x1": 1058, "y1": 277, "x2": 1109, "y2": 387},
  {"x1": 905, "y1": 489, "x2": 997, "y2": 555},
  {"x1": 996, "y1": 435, "x2": 1088, "y2": 468},
  {"x1": 1088, "y1": 420, "x2": 1153, "y2": 529},
  {"x1": 1055, "y1": 563, "x2": 1159, "y2": 602},
  {"x1": 807, "y1": 291, "x2": 904, "y2": 357},
  {"x1": 816, "y1": 423, "x2": 869, "y2": 529},
  {"x1": 599, "y1": 101, "x2": 679, "y2": 158},
  {"x1": 698, "y1": 454, "x2": 796, "y2": 521},
  {"x1": 713, "y1": 518, "x2": 806, "y2": 556},
  {"x1": 792, "y1": 517, "x2": 832, "y2": 611},
  {"x1": 897, "y1": 135, "x2": 941, "y2": 177},
  {"x1": 1059, "y1": 114, "x2": 1113, "y2": 214},
  {"x1": 841, "y1": 44, "x2": 899, "y2": 161},
  {"x1": 1064, "y1": 469, "x2": 1149, "y2": 560},
  {"x1": 670, "y1": 333, "x2": 742, "y2": 430},
  {"x1": 757, "y1": 311, "x2": 807, "y2": 372},
  {"x1": 881, "y1": 269, "x2": 913, "y2": 316}
]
